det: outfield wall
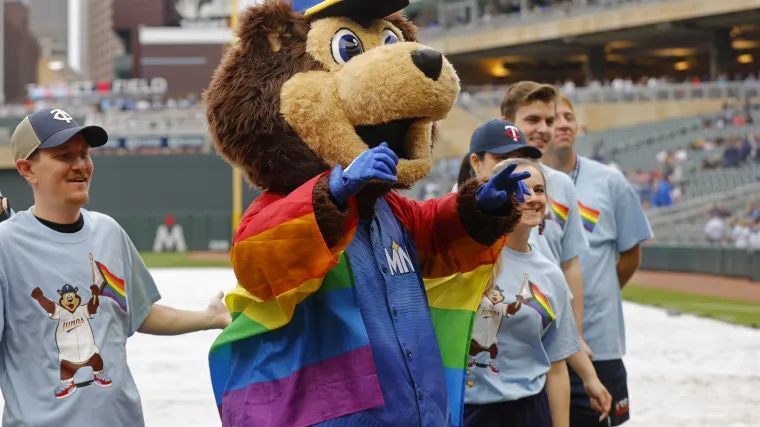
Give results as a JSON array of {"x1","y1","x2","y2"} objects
[
  {"x1": 2, "y1": 152, "x2": 756, "y2": 281},
  {"x1": 0, "y1": 153, "x2": 261, "y2": 252},
  {"x1": 641, "y1": 245, "x2": 759, "y2": 282}
]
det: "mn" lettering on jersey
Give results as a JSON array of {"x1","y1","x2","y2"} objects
[{"x1": 384, "y1": 241, "x2": 415, "y2": 276}]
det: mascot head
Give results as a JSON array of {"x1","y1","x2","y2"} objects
[{"x1": 204, "y1": 0, "x2": 460, "y2": 194}]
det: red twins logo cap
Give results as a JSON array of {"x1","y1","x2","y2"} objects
[{"x1": 469, "y1": 119, "x2": 542, "y2": 159}]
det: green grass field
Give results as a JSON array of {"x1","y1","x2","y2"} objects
[
  {"x1": 138, "y1": 252, "x2": 760, "y2": 328},
  {"x1": 622, "y1": 286, "x2": 760, "y2": 328},
  {"x1": 139, "y1": 251, "x2": 231, "y2": 268}
]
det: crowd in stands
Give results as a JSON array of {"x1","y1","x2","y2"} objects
[
  {"x1": 556, "y1": 72, "x2": 760, "y2": 95},
  {"x1": 691, "y1": 100, "x2": 758, "y2": 170},
  {"x1": 410, "y1": 0, "x2": 653, "y2": 31},
  {"x1": 24, "y1": 93, "x2": 202, "y2": 114},
  {"x1": 616, "y1": 99, "x2": 758, "y2": 210},
  {"x1": 704, "y1": 202, "x2": 760, "y2": 248}
]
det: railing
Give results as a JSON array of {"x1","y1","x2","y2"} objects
[
  {"x1": 647, "y1": 181, "x2": 760, "y2": 227},
  {"x1": 461, "y1": 82, "x2": 760, "y2": 107},
  {"x1": 416, "y1": 0, "x2": 672, "y2": 40}
]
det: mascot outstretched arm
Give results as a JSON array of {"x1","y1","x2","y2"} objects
[{"x1": 205, "y1": 1, "x2": 528, "y2": 426}]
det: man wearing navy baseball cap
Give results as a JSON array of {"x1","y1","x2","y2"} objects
[
  {"x1": 11, "y1": 108, "x2": 109, "y2": 162},
  {"x1": 0, "y1": 108, "x2": 232, "y2": 426},
  {"x1": 455, "y1": 119, "x2": 541, "y2": 190}
]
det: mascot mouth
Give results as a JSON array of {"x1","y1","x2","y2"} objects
[{"x1": 354, "y1": 118, "x2": 424, "y2": 160}]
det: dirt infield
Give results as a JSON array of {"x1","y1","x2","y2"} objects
[
  {"x1": 188, "y1": 251, "x2": 231, "y2": 262},
  {"x1": 631, "y1": 270, "x2": 760, "y2": 302}
]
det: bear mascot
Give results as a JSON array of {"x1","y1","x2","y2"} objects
[{"x1": 204, "y1": 1, "x2": 531, "y2": 426}]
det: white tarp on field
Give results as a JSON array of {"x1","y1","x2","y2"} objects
[{"x1": 2, "y1": 268, "x2": 759, "y2": 426}]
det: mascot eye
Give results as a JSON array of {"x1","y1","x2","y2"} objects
[
  {"x1": 331, "y1": 29, "x2": 364, "y2": 65},
  {"x1": 381, "y1": 29, "x2": 400, "y2": 45}
]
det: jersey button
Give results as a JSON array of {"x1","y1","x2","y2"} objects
[
  {"x1": 382, "y1": 266, "x2": 389, "y2": 274},
  {"x1": 418, "y1": 392, "x2": 423, "y2": 401},
  {"x1": 393, "y1": 308, "x2": 399, "y2": 316},
  {"x1": 406, "y1": 349, "x2": 413, "y2": 358}
]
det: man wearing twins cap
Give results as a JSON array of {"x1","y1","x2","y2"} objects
[{"x1": 0, "y1": 108, "x2": 232, "y2": 426}]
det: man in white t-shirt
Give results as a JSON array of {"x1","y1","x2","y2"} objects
[
  {"x1": 498, "y1": 81, "x2": 591, "y2": 358},
  {"x1": 535, "y1": 94, "x2": 654, "y2": 426},
  {"x1": 0, "y1": 108, "x2": 233, "y2": 425}
]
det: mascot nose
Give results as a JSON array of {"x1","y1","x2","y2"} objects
[{"x1": 411, "y1": 48, "x2": 443, "y2": 81}]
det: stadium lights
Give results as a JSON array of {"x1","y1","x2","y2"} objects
[{"x1": 737, "y1": 54, "x2": 754, "y2": 64}]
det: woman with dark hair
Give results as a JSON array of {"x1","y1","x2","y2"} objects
[{"x1": 452, "y1": 120, "x2": 541, "y2": 192}]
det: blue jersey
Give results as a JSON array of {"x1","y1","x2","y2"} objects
[{"x1": 317, "y1": 198, "x2": 450, "y2": 426}]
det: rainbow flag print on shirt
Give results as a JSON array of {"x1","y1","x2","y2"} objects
[
  {"x1": 207, "y1": 173, "x2": 505, "y2": 427},
  {"x1": 95, "y1": 261, "x2": 126, "y2": 312},
  {"x1": 522, "y1": 280, "x2": 556, "y2": 330},
  {"x1": 578, "y1": 201, "x2": 600, "y2": 233},
  {"x1": 550, "y1": 199, "x2": 569, "y2": 230}
]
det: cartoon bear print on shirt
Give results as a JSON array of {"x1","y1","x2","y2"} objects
[
  {"x1": 466, "y1": 285, "x2": 523, "y2": 387},
  {"x1": 31, "y1": 283, "x2": 113, "y2": 400}
]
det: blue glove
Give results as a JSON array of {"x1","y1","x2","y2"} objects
[
  {"x1": 328, "y1": 142, "x2": 399, "y2": 206},
  {"x1": 476, "y1": 163, "x2": 532, "y2": 213}
]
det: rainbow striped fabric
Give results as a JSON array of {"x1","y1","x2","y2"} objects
[
  {"x1": 95, "y1": 261, "x2": 126, "y2": 312},
  {"x1": 209, "y1": 173, "x2": 504, "y2": 427},
  {"x1": 578, "y1": 201, "x2": 600, "y2": 233},
  {"x1": 522, "y1": 280, "x2": 556, "y2": 329},
  {"x1": 423, "y1": 265, "x2": 496, "y2": 426},
  {"x1": 550, "y1": 199, "x2": 569, "y2": 230}
]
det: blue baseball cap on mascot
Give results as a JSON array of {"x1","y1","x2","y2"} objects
[{"x1": 291, "y1": 0, "x2": 410, "y2": 18}]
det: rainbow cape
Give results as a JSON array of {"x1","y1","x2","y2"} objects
[{"x1": 208, "y1": 172, "x2": 503, "y2": 427}]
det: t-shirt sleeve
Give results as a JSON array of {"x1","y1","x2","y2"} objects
[
  {"x1": 124, "y1": 229, "x2": 161, "y2": 337},
  {"x1": 612, "y1": 173, "x2": 654, "y2": 252},
  {"x1": 542, "y1": 272, "x2": 581, "y2": 363},
  {"x1": 0, "y1": 266, "x2": 6, "y2": 345},
  {"x1": 558, "y1": 178, "x2": 588, "y2": 263}
]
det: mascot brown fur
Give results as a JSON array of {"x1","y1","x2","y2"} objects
[{"x1": 204, "y1": 1, "x2": 526, "y2": 426}]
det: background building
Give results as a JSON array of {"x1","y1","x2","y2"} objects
[{"x1": 2, "y1": 0, "x2": 40, "y2": 104}]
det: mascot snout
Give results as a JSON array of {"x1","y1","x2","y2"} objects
[{"x1": 337, "y1": 42, "x2": 459, "y2": 127}]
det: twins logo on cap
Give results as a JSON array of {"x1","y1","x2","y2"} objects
[
  {"x1": 505, "y1": 125, "x2": 521, "y2": 141},
  {"x1": 51, "y1": 109, "x2": 74, "y2": 124}
]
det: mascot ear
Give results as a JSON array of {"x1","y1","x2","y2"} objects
[
  {"x1": 204, "y1": 0, "x2": 328, "y2": 192},
  {"x1": 384, "y1": 11, "x2": 421, "y2": 44},
  {"x1": 235, "y1": 1, "x2": 311, "y2": 54}
]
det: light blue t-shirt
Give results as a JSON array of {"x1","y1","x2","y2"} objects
[
  {"x1": 0, "y1": 208, "x2": 161, "y2": 426},
  {"x1": 529, "y1": 164, "x2": 589, "y2": 266},
  {"x1": 464, "y1": 245, "x2": 581, "y2": 404},
  {"x1": 571, "y1": 156, "x2": 654, "y2": 361}
]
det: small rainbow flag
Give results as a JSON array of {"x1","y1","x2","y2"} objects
[
  {"x1": 95, "y1": 261, "x2": 126, "y2": 312},
  {"x1": 578, "y1": 201, "x2": 600, "y2": 233},
  {"x1": 522, "y1": 281, "x2": 556, "y2": 330},
  {"x1": 550, "y1": 199, "x2": 569, "y2": 230},
  {"x1": 208, "y1": 172, "x2": 505, "y2": 427}
]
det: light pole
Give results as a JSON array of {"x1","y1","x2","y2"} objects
[{"x1": 229, "y1": 0, "x2": 243, "y2": 236}]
